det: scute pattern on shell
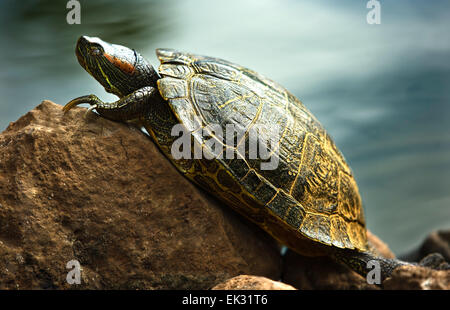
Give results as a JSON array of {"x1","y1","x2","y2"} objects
[{"x1": 156, "y1": 48, "x2": 367, "y2": 252}]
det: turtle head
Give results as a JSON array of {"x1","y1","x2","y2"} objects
[{"x1": 75, "y1": 36, "x2": 159, "y2": 97}]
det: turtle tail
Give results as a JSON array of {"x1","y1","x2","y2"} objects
[{"x1": 330, "y1": 248, "x2": 411, "y2": 285}]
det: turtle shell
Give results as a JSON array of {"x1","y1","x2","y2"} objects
[{"x1": 156, "y1": 48, "x2": 367, "y2": 253}]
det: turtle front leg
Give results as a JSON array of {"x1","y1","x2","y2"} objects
[{"x1": 64, "y1": 86, "x2": 162, "y2": 122}]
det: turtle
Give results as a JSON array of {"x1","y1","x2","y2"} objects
[{"x1": 64, "y1": 36, "x2": 411, "y2": 281}]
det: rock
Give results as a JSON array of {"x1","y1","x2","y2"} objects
[
  {"x1": 281, "y1": 251, "x2": 378, "y2": 290},
  {"x1": 281, "y1": 230, "x2": 393, "y2": 290},
  {"x1": 383, "y1": 265, "x2": 450, "y2": 290},
  {"x1": 0, "y1": 100, "x2": 282, "y2": 289},
  {"x1": 401, "y1": 230, "x2": 450, "y2": 263},
  {"x1": 212, "y1": 275, "x2": 296, "y2": 290},
  {"x1": 366, "y1": 230, "x2": 395, "y2": 259},
  {"x1": 282, "y1": 228, "x2": 450, "y2": 290},
  {"x1": 419, "y1": 253, "x2": 450, "y2": 270}
]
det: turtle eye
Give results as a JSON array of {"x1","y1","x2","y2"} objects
[{"x1": 89, "y1": 46, "x2": 102, "y2": 56}]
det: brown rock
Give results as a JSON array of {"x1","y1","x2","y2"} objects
[
  {"x1": 281, "y1": 231, "x2": 394, "y2": 290},
  {"x1": 422, "y1": 230, "x2": 450, "y2": 261},
  {"x1": 401, "y1": 230, "x2": 450, "y2": 263},
  {"x1": 383, "y1": 265, "x2": 450, "y2": 290},
  {"x1": 212, "y1": 275, "x2": 296, "y2": 290},
  {"x1": 367, "y1": 230, "x2": 396, "y2": 259},
  {"x1": 281, "y1": 250, "x2": 378, "y2": 290},
  {"x1": 419, "y1": 253, "x2": 450, "y2": 270},
  {"x1": 0, "y1": 100, "x2": 282, "y2": 289}
]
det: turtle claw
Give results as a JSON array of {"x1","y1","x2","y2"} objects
[
  {"x1": 83, "y1": 104, "x2": 98, "y2": 118},
  {"x1": 86, "y1": 104, "x2": 98, "y2": 114},
  {"x1": 63, "y1": 95, "x2": 100, "y2": 113}
]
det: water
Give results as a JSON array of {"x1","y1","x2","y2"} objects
[{"x1": 1, "y1": 0, "x2": 449, "y2": 255}]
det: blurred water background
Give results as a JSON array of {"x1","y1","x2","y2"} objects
[{"x1": 0, "y1": 0, "x2": 449, "y2": 255}]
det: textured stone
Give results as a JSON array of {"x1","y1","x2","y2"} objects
[
  {"x1": 401, "y1": 230, "x2": 450, "y2": 263},
  {"x1": 367, "y1": 230, "x2": 395, "y2": 259},
  {"x1": 0, "y1": 100, "x2": 282, "y2": 289},
  {"x1": 383, "y1": 265, "x2": 450, "y2": 290},
  {"x1": 212, "y1": 275, "x2": 296, "y2": 290},
  {"x1": 282, "y1": 251, "x2": 378, "y2": 290},
  {"x1": 281, "y1": 231, "x2": 396, "y2": 290}
]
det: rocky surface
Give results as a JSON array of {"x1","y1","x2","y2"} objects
[
  {"x1": 383, "y1": 265, "x2": 450, "y2": 290},
  {"x1": 281, "y1": 229, "x2": 450, "y2": 290},
  {"x1": 401, "y1": 230, "x2": 450, "y2": 263},
  {"x1": 0, "y1": 100, "x2": 448, "y2": 290},
  {"x1": 212, "y1": 275, "x2": 296, "y2": 290},
  {"x1": 0, "y1": 101, "x2": 281, "y2": 289},
  {"x1": 281, "y1": 231, "x2": 394, "y2": 290},
  {"x1": 282, "y1": 251, "x2": 378, "y2": 290},
  {"x1": 367, "y1": 230, "x2": 396, "y2": 259}
]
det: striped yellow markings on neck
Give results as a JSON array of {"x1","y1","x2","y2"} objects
[{"x1": 95, "y1": 58, "x2": 121, "y2": 96}]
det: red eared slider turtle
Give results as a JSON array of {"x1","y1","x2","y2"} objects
[{"x1": 64, "y1": 36, "x2": 410, "y2": 281}]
